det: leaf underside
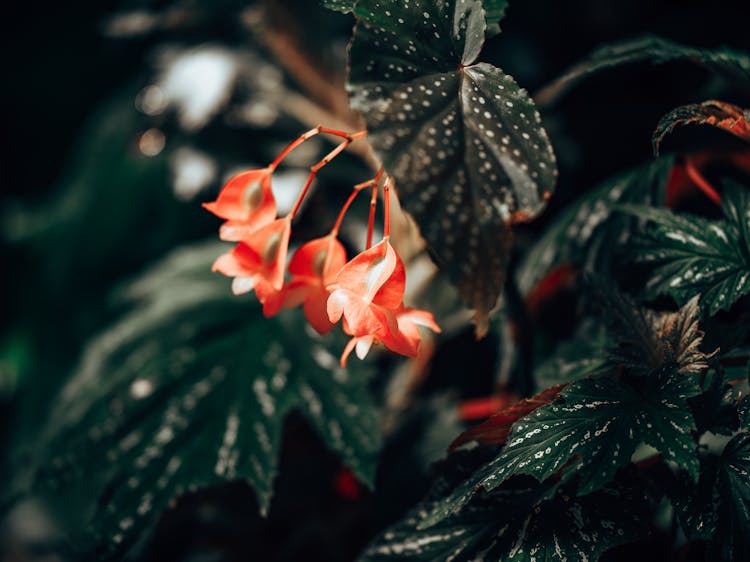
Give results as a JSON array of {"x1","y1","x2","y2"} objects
[
  {"x1": 653, "y1": 100, "x2": 750, "y2": 155},
  {"x1": 348, "y1": 0, "x2": 557, "y2": 334},
  {"x1": 32, "y1": 241, "x2": 381, "y2": 559}
]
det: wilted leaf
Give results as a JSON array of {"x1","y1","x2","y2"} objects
[
  {"x1": 516, "y1": 157, "x2": 672, "y2": 295},
  {"x1": 363, "y1": 481, "x2": 647, "y2": 561},
  {"x1": 593, "y1": 281, "x2": 711, "y2": 377},
  {"x1": 449, "y1": 384, "x2": 566, "y2": 451},
  {"x1": 349, "y1": 0, "x2": 557, "y2": 334},
  {"x1": 620, "y1": 180, "x2": 750, "y2": 315},
  {"x1": 653, "y1": 100, "x2": 750, "y2": 155},
  {"x1": 536, "y1": 35, "x2": 750, "y2": 107},
  {"x1": 424, "y1": 369, "x2": 700, "y2": 525},
  {"x1": 29, "y1": 241, "x2": 381, "y2": 559}
]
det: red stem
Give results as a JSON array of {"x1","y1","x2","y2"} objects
[
  {"x1": 383, "y1": 176, "x2": 392, "y2": 239},
  {"x1": 684, "y1": 158, "x2": 722, "y2": 206},
  {"x1": 269, "y1": 126, "x2": 367, "y2": 171}
]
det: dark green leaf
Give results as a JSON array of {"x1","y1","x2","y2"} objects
[
  {"x1": 667, "y1": 456, "x2": 718, "y2": 540},
  {"x1": 620, "y1": 180, "x2": 750, "y2": 315},
  {"x1": 691, "y1": 367, "x2": 739, "y2": 436},
  {"x1": 533, "y1": 324, "x2": 609, "y2": 388},
  {"x1": 30, "y1": 241, "x2": 381, "y2": 559},
  {"x1": 365, "y1": 483, "x2": 647, "y2": 561},
  {"x1": 714, "y1": 432, "x2": 750, "y2": 560},
  {"x1": 653, "y1": 100, "x2": 750, "y2": 155},
  {"x1": 483, "y1": 0, "x2": 509, "y2": 38},
  {"x1": 516, "y1": 157, "x2": 672, "y2": 294},
  {"x1": 740, "y1": 397, "x2": 750, "y2": 430},
  {"x1": 320, "y1": 0, "x2": 354, "y2": 13},
  {"x1": 349, "y1": 0, "x2": 557, "y2": 333},
  {"x1": 424, "y1": 369, "x2": 700, "y2": 525},
  {"x1": 536, "y1": 35, "x2": 750, "y2": 107}
]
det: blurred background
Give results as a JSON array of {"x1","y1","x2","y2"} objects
[{"x1": 1, "y1": 0, "x2": 748, "y2": 560}]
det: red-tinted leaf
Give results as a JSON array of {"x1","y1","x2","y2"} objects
[
  {"x1": 653, "y1": 100, "x2": 750, "y2": 155},
  {"x1": 449, "y1": 384, "x2": 566, "y2": 452},
  {"x1": 524, "y1": 263, "x2": 579, "y2": 319}
]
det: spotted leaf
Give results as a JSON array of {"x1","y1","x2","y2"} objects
[
  {"x1": 349, "y1": 0, "x2": 557, "y2": 334},
  {"x1": 619, "y1": 179, "x2": 750, "y2": 316},
  {"x1": 423, "y1": 369, "x2": 701, "y2": 526},
  {"x1": 714, "y1": 432, "x2": 750, "y2": 560},
  {"x1": 362, "y1": 482, "x2": 648, "y2": 561},
  {"x1": 653, "y1": 100, "x2": 750, "y2": 155},
  {"x1": 29, "y1": 241, "x2": 381, "y2": 560},
  {"x1": 320, "y1": 0, "x2": 354, "y2": 13},
  {"x1": 536, "y1": 35, "x2": 750, "y2": 107}
]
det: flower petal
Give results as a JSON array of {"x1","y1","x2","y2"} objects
[{"x1": 202, "y1": 168, "x2": 276, "y2": 225}]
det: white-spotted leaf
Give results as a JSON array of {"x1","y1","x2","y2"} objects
[
  {"x1": 423, "y1": 369, "x2": 701, "y2": 527},
  {"x1": 349, "y1": 0, "x2": 557, "y2": 334},
  {"x1": 31, "y1": 241, "x2": 381, "y2": 559}
]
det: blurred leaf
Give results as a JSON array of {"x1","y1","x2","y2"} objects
[
  {"x1": 667, "y1": 456, "x2": 718, "y2": 540},
  {"x1": 483, "y1": 0, "x2": 509, "y2": 38},
  {"x1": 349, "y1": 0, "x2": 557, "y2": 333},
  {"x1": 533, "y1": 323, "x2": 610, "y2": 388},
  {"x1": 424, "y1": 368, "x2": 700, "y2": 526},
  {"x1": 536, "y1": 35, "x2": 750, "y2": 106},
  {"x1": 516, "y1": 157, "x2": 672, "y2": 295},
  {"x1": 28, "y1": 241, "x2": 381, "y2": 559},
  {"x1": 362, "y1": 481, "x2": 647, "y2": 561},
  {"x1": 620, "y1": 180, "x2": 750, "y2": 315},
  {"x1": 654, "y1": 100, "x2": 750, "y2": 155}
]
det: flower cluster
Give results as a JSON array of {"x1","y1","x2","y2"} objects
[{"x1": 203, "y1": 126, "x2": 440, "y2": 365}]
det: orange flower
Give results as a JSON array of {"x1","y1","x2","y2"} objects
[
  {"x1": 212, "y1": 217, "x2": 291, "y2": 316},
  {"x1": 203, "y1": 168, "x2": 276, "y2": 241},
  {"x1": 327, "y1": 239, "x2": 439, "y2": 365},
  {"x1": 284, "y1": 235, "x2": 347, "y2": 335}
]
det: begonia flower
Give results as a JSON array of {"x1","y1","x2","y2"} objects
[{"x1": 203, "y1": 168, "x2": 276, "y2": 241}]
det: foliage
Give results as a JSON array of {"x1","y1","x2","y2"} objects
[{"x1": 5, "y1": 0, "x2": 750, "y2": 561}]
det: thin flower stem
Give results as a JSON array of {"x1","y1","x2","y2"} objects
[
  {"x1": 331, "y1": 188, "x2": 364, "y2": 237},
  {"x1": 269, "y1": 126, "x2": 367, "y2": 171},
  {"x1": 383, "y1": 175, "x2": 392, "y2": 239},
  {"x1": 287, "y1": 139, "x2": 349, "y2": 220},
  {"x1": 366, "y1": 183, "x2": 378, "y2": 250},
  {"x1": 685, "y1": 158, "x2": 722, "y2": 205}
]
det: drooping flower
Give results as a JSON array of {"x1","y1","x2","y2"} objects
[
  {"x1": 202, "y1": 168, "x2": 276, "y2": 241},
  {"x1": 327, "y1": 239, "x2": 439, "y2": 365},
  {"x1": 284, "y1": 235, "x2": 347, "y2": 335},
  {"x1": 212, "y1": 217, "x2": 291, "y2": 316}
]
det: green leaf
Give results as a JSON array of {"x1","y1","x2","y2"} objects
[
  {"x1": 667, "y1": 456, "x2": 718, "y2": 540},
  {"x1": 533, "y1": 324, "x2": 609, "y2": 388},
  {"x1": 424, "y1": 369, "x2": 700, "y2": 526},
  {"x1": 363, "y1": 483, "x2": 647, "y2": 561},
  {"x1": 349, "y1": 0, "x2": 557, "y2": 333},
  {"x1": 536, "y1": 35, "x2": 750, "y2": 106},
  {"x1": 740, "y1": 397, "x2": 750, "y2": 429},
  {"x1": 29, "y1": 241, "x2": 381, "y2": 559},
  {"x1": 691, "y1": 367, "x2": 739, "y2": 436},
  {"x1": 620, "y1": 180, "x2": 750, "y2": 315},
  {"x1": 516, "y1": 157, "x2": 672, "y2": 295},
  {"x1": 714, "y1": 432, "x2": 750, "y2": 560},
  {"x1": 320, "y1": 0, "x2": 354, "y2": 13},
  {"x1": 483, "y1": 0, "x2": 509, "y2": 38}
]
